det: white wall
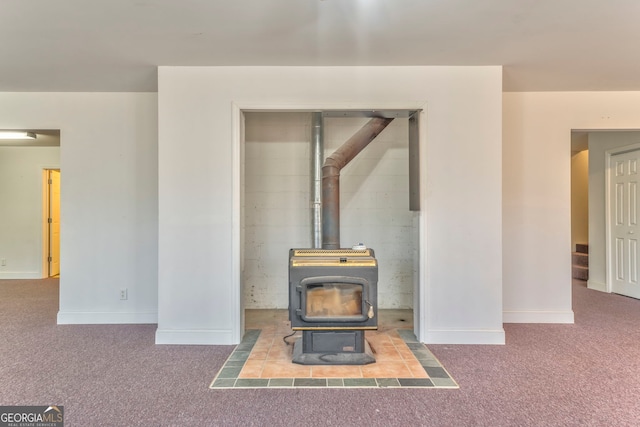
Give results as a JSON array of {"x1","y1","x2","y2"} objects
[
  {"x1": 587, "y1": 131, "x2": 640, "y2": 292},
  {"x1": 0, "y1": 146, "x2": 60, "y2": 278},
  {"x1": 503, "y1": 92, "x2": 640, "y2": 323},
  {"x1": 243, "y1": 113, "x2": 414, "y2": 309},
  {"x1": 5, "y1": 85, "x2": 640, "y2": 344},
  {"x1": 157, "y1": 66, "x2": 504, "y2": 345},
  {"x1": 0, "y1": 93, "x2": 158, "y2": 324}
]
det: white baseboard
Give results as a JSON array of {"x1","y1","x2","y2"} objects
[
  {"x1": 587, "y1": 280, "x2": 608, "y2": 292},
  {"x1": 423, "y1": 328, "x2": 505, "y2": 345},
  {"x1": 155, "y1": 328, "x2": 236, "y2": 345},
  {"x1": 57, "y1": 311, "x2": 157, "y2": 324},
  {"x1": 503, "y1": 310, "x2": 574, "y2": 324},
  {"x1": 0, "y1": 272, "x2": 42, "y2": 279}
]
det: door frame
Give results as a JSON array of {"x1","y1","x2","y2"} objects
[
  {"x1": 604, "y1": 143, "x2": 640, "y2": 293},
  {"x1": 231, "y1": 102, "x2": 428, "y2": 344}
]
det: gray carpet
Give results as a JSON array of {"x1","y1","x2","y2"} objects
[{"x1": 1, "y1": 278, "x2": 640, "y2": 426}]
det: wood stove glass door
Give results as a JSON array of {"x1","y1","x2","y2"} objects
[{"x1": 299, "y1": 277, "x2": 369, "y2": 322}]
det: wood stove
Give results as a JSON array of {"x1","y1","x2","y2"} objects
[{"x1": 288, "y1": 248, "x2": 378, "y2": 365}]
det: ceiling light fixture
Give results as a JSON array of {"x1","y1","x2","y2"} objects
[{"x1": 0, "y1": 131, "x2": 37, "y2": 140}]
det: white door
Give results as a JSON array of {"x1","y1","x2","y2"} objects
[{"x1": 610, "y1": 149, "x2": 640, "y2": 298}]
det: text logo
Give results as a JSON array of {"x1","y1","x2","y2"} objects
[{"x1": 0, "y1": 406, "x2": 64, "y2": 427}]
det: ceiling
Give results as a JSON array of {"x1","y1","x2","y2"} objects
[{"x1": 2, "y1": 1, "x2": 640, "y2": 92}]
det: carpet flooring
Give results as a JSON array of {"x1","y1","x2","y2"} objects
[{"x1": 2, "y1": 278, "x2": 640, "y2": 426}]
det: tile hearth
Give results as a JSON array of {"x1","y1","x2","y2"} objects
[{"x1": 210, "y1": 310, "x2": 458, "y2": 389}]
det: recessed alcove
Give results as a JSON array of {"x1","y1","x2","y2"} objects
[{"x1": 241, "y1": 112, "x2": 416, "y2": 316}]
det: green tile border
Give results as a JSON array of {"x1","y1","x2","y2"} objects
[
  {"x1": 209, "y1": 329, "x2": 459, "y2": 389},
  {"x1": 268, "y1": 378, "x2": 294, "y2": 387}
]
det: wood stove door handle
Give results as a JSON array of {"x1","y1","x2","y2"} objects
[{"x1": 366, "y1": 301, "x2": 374, "y2": 319}]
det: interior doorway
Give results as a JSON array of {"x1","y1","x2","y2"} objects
[
  {"x1": 572, "y1": 130, "x2": 640, "y2": 299},
  {"x1": 571, "y1": 132, "x2": 589, "y2": 283},
  {"x1": 43, "y1": 169, "x2": 61, "y2": 278},
  {"x1": 0, "y1": 129, "x2": 59, "y2": 280}
]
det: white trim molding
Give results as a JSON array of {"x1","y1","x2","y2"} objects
[
  {"x1": 0, "y1": 272, "x2": 42, "y2": 279},
  {"x1": 155, "y1": 329, "x2": 235, "y2": 345},
  {"x1": 425, "y1": 328, "x2": 505, "y2": 345},
  {"x1": 503, "y1": 310, "x2": 574, "y2": 324},
  {"x1": 231, "y1": 100, "x2": 429, "y2": 344},
  {"x1": 587, "y1": 279, "x2": 607, "y2": 292},
  {"x1": 57, "y1": 311, "x2": 158, "y2": 325}
]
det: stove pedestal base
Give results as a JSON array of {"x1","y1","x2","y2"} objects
[{"x1": 292, "y1": 330, "x2": 376, "y2": 365}]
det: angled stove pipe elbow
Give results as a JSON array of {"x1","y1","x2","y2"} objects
[{"x1": 321, "y1": 117, "x2": 394, "y2": 249}]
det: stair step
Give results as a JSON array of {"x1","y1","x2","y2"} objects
[
  {"x1": 576, "y1": 243, "x2": 589, "y2": 254},
  {"x1": 572, "y1": 252, "x2": 589, "y2": 267},
  {"x1": 572, "y1": 265, "x2": 589, "y2": 280}
]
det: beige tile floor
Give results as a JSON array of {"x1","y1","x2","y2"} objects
[{"x1": 241, "y1": 309, "x2": 428, "y2": 379}]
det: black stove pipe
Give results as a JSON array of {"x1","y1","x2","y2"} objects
[{"x1": 321, "y1": 117, "x2": 394, "y2": 249}]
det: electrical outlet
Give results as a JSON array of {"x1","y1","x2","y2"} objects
[
  {"x1": 119, "y1": 288, "x2": 128, "y2": 300},
  {"x1": 0, "y1": 259, "x2": 5, "y2": 266}
]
